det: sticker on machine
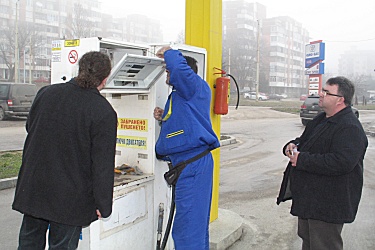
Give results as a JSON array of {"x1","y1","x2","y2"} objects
[
  {"x1": 52, "y1": 52, "x2": 61, "y2": 62},
  {"x1": 118, "y1": 118, "x2": 148, "y2": 132},
  {"x1": 51, "y1": 40, "x2": 62, "y2": 51},
  {"x1": 117, "y1": 135, "x2": 147, "y2": 149},
  {"x1": 68, "y1": 50, "x2": 78, "y2": 64}
]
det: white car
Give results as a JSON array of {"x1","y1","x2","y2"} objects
[{"x1": 243, "y1": 92, "x2": 269, "y2": 101}]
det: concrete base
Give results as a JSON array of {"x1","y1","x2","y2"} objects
[
  {"x1": 0, "y1": 177, "x2": 17, "y2": 190},
  {"x1": 209, "y1": 208, "x2": 244, "y2": 250}
]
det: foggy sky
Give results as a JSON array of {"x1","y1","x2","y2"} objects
[{"x1": 101, "y1": 0, "x2": 375, "y2": 74}]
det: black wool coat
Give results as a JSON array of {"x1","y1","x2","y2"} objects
[
  {"x1": 277, "y1": 106, "x2": 368, "y2": 224},
  {"x1": 12, "y1": 79, "x2": 117, "y2": 226}
]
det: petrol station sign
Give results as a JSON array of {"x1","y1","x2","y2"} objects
[
  {"x1": 305, "y1": 41, "x2": 325, "y2": 95},
  {"x1": 305, "y1": 42, "x2": 325, "y2": 68}
]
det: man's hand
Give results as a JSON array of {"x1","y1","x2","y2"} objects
[
  {"x1": 96, "y1": 209, "x2": 102, "y2": 219},
  {"x1": 154, "y1": 107, "x2": 164, "y2": 121},
  {"x1": 156, "y1": 46, "x2": 172, "y2": 59},
  {"x1": 285, "y1": 143, "x2": 297, "y2": 156},
  {"x1": 285, "y1": 143, "x2": 299, "y2": 167},
  {"x1": 288, "y1": 151, "x2": 299, "y2": 167}
]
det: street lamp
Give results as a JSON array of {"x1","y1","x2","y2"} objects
[
  {"x1": 14, "y1": 0, "x2": 20, "y2": 83},
  {"x1": 255, "y1": 19, "x2": 260, "y2": 102},
  {"x1": 23, "y1": 48, "x2": 26, "y2": 83}
]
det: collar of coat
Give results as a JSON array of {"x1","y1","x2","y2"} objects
[{"x1": 315, "y1": 105, "x2": 353, "y2": 124}]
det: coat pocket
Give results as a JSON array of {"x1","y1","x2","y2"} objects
[{"x1": 163, "y1": 129, "x2": 187, "y2": 149}]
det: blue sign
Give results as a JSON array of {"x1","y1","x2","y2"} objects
[
  {"x1": 305, "y1": 62, "x2": 325, "y2": 75},
  {"x1": 305, "y1": 42, "x2": 325, "y2": 68}
]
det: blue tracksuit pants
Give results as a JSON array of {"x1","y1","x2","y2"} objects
[{"x1": 172, "y1": 154, "x2": 213, "y2": 250}]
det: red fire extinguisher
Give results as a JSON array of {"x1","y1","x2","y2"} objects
[{"x1": 214, "y1": 68, "x2": 239, "y2": 115}]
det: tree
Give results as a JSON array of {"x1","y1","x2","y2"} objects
[
  {"x1": 175, "y1": 30, "x2": 185, "y2": 44},
  {"x1": 65, "y1": 3, "x2": 95, "y2": 39},
  {"x1": 223, "y1": 28, "x2": 258, "y2": 92},
  {"x1": 0, "y1": 21, "x2": 41, "y2": 81}
]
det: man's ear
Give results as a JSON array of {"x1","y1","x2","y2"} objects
[
  {"x1": 337, "y1": 96, "x2": 345, "y2": 106},
  {"x1": 97, "y1": 77, "x2": 108, "y2": 91}
]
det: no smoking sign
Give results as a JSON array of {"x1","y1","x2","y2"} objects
[{"x1": 68, "y1": 50, "x2": 78, "y2": 64}]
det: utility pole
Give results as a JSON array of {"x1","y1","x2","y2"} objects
[
  {"x1": 14, "y1": 0, "x2": 19, "y2": 83},
  {"x1": 228, "y1": 48, "x2": 231, "y2": 74},
  {"x1": 29, "y1": 36, "x2": 32, "y2": 84},
  {"x1": 255, "y1": 19, "x2": 260, "y2": 102}
]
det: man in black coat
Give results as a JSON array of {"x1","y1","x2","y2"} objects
[
  {"x1": 277, "y1": 76, "x2": 368, "y2": 250},
  {"x1": 12, "y1": 51, "x2": 118, "y2": 249}
]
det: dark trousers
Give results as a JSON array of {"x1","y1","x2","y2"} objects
[
  {"x1": 18, "y1": 214, "x2": 82, "y2": 250},
  {"x1": 298, "y1": 217, "x2": 344, "y2": 250}
]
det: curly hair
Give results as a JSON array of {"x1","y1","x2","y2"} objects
[{"x1": 75, "y1": 51, "x2": 112, "y2": 89}]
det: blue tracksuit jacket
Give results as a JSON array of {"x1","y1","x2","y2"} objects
[{"x1": 155, "y1": 49, "x2": 220, "y2": 165}]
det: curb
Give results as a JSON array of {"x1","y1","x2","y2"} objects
[
  {"x1": 220, "y1": 134, "x2": 237, "y2": 146},
  {"x1": 365, "y1": 130, "x2": 375, "y2": 137},
  {"x1": 0, "y1": 177, "x2": 17, "y2": 190}
]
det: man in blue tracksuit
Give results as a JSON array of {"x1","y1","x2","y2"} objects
[{"x1": 153, "y1": 46, "x2": 220, "y2": 250}]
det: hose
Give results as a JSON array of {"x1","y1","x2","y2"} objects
[
  {"x1": 227, "y1": 73, "x2": 240, "y2": 110},
  {"x1": 160, "y1": 185, "x2": 176, "y2": 250}
]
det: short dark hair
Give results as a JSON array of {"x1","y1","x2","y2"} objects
[
  {"x1": 75, "y1": 51, "x2": 112, "y2": 89},
  {"x1": 183, "y1": 55, "x2": 198, "y2": 74},
  {"x1": 326, "y1": 76, "x2": 355, "y2": 106}
]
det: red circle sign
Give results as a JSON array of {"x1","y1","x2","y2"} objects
[{"x1": 68, "y1": 50, "x2": 78, "y2": 64}]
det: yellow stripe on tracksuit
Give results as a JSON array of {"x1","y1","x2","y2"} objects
[{"x1": 166, "y1": 130, "x2": 184, "y2": 138}]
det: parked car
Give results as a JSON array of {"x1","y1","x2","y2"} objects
[
  {"x1": 300, "y1": 94, "x2": 307, "y2": 101},
  {"x1": 300, "y1": 96, "x2": 359, "y2": 126},
  {"x1": 0, "y1": 83, "x2": 37, "y2": 121},
  {"x1": 280, "y1": 93, "x2": 288, "y2": 99},
  {"x1": 268, "y1": 94, "x2": 283, "y2": 100},
  {"x1": 244, "y1": 92, "x2": 269, "y2": 101}
]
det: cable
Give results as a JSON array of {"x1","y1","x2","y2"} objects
[
  {"x1": 325, "y1": 37, "x2": 375, "y2": 43},
  {"x1": 227, "y1": 73, "x2": 240, "y2": 110},
  {"x1": 160, "y1": 185, "x2": 176, "y2": 250}
]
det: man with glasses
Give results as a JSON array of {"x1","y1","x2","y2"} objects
[{"x1": 277, "y1": 76, "x2": 368, "y2": 250}]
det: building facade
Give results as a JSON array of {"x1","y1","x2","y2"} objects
[
  {"x1": 262, "y1": 16, "x2": 310, "y2": 96},
  {"x1": 338, "y1": 48, "x2": 375, "y2": 78},
  {"x1": 223, "y1": 0, "x2": 310, "y2": 96},
  {"x1": 0, "y1": 0, "x2": 162, "y2": 83}
]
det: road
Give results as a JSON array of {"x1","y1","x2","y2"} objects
[
  {"x1": 0, "y1": 117, "x2": 27, "y2": 152},
  {"x1": 0, "y1": 107, "x2": 374, "y2": 249},
  {"x1": 220, "y1": 106, "x2": 375, "y2": 250}
]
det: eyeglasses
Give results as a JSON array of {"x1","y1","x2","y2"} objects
[{"x1": 321, "y1": 88, "x2": 343, "y2": 98}]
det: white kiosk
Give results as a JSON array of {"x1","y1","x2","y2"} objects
[{"x1": 50, "y1": 37, "x2": 207, "y2": 249}]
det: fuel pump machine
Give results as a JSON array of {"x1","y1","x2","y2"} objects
[{"x1": 51, "y1": 37, "x2": 207, "y2": 249}]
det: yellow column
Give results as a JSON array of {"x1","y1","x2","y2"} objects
[{"x1": 185, "y1": 0, "x2": 222, "y2": 221}]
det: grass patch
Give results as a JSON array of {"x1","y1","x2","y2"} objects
[
  {"x1": 0, "y1": 151, "x2": 22, "y2": 179},
  {"x1": 230, "y1": 97, "x2": 302, "y2": 114},
  {"x1": 230, "y1": 96, "x2": 375, "y2": 113}
]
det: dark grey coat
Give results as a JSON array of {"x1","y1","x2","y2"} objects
[
  {"x1": 277, "y1": 106, "x2": 368, "y2": 224},
  {"x1": 12, "y1": 79, "x2": 117, "y2": 226}
]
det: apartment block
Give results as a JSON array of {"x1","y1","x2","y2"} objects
[
  {"x1": 262, "y1": 16, "x2": 310, "y2": 96},
  {"x1": 0, "y1": 0, "x2": 162, "y2": 83},
  {"x1": 223, "y1": 0, "x2": 310, "y2": 96}
]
